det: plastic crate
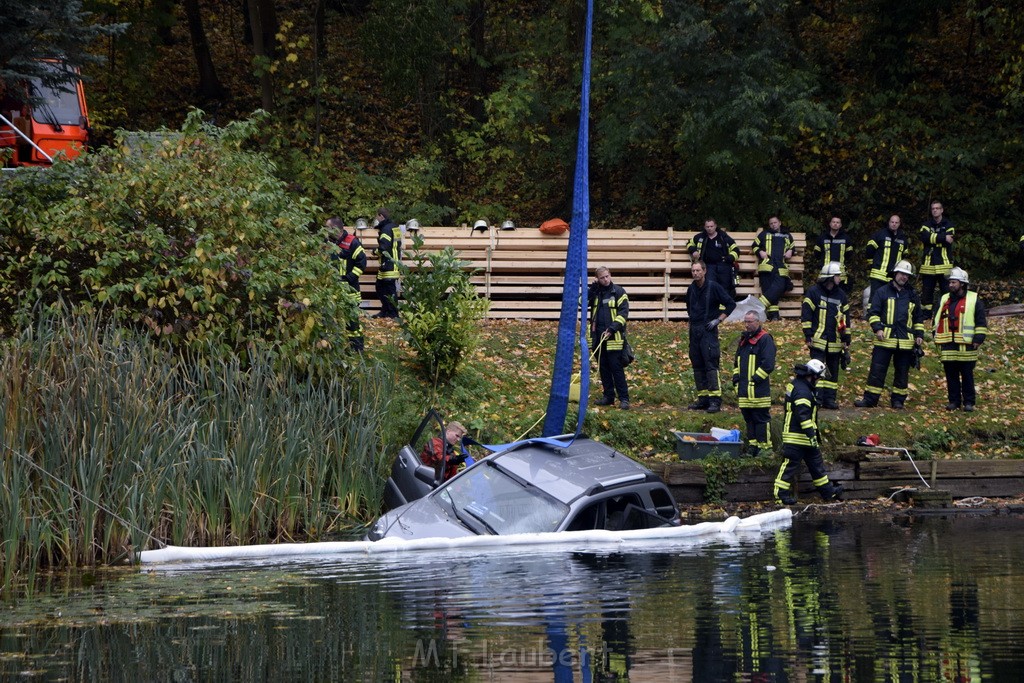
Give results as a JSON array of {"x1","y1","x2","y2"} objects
[{"x1": 672, "y1": 431, "x2": 744, "y2": 461}]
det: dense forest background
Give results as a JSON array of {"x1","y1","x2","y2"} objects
[{"x1": 14, "y1": 0, "x2": 1024, "y2": 273}]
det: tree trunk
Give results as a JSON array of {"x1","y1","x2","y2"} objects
[
  {"x1": 183, "y1": 0, "x2": 226, "y2": 102},
  {"x1": 245, "y1": 0, "x2": 275, "y2": 111},
  {"x1": 466, "y1": 0, "x2": 487, "y2": 123}
]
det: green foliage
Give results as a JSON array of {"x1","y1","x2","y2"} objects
[
  {"x1": 398, "y1": 238, "x2": 489, "y2": 385},
  {"x1": 700, "y1": 451, "x2": 743, "y2": 504},
  {"x1": 0, "y1": 311, "x2": 395, "y2": 593},
  {"x1": 0, "y1": 110, "x2": 360, "y2": 366}
]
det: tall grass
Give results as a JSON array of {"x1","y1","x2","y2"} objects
[{"x1": 1, "y1": 313, "x2": 394, "y2": 594}]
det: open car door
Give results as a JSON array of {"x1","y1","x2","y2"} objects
[{"x1": 381, "y1": 409, "x2": 448, "y2": 511}]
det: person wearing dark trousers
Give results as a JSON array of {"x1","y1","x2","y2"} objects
[
  {"x1": 812, "y1": 215, "x2": 854, "y2": 296},
  {"x1": 865, "y1": 215, "x2": 909, "y2": 300},
  {"x1": 919, "y1": 200, "x2": 955, "y2": 322},
  {"x1": 934, "y1": 268, "x2": 988, "y2": 412},
  {"x1": 372, "y1": 207, "x2": 401, "y2": 318},
  {"x1": 801, "y1": 262, "x2": 851, "y2": 409},
  {"x1": 327, "y1": 216, "x2": 367, "y2": 351},
  {"x1": 686, "y1": 260, "x2": 737, "y2": 413},
  {"x1": 687, "y1": 219, "x2": 740, "y2": 300},
  {"x1": 733, "y1": 311, "x2": 776, "y2": 456},
  {"x1": 589, "y1": 266, "x2": 630, "y2": 410},
  {"x1": 753, "y1": 216, "x2": 795, "y2": 321},
  {"x1": 774, "y1": 359, "x2": 844, "y2": 505},
  {"x1": 854, "y1": 260, "x2": 925, "y2": 410}
]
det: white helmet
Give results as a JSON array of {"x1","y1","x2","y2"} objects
[
  {"x1": 819, "y1": 262, "x2": 842, "y2": 279},
  {"x1": 893, "y1": 260, "x2": 915, "y2": 276},
  {"x1": 406, "y1": 218, "x2": 421, "y2": 232},
  {"x1": 500, "y1": 220, "x2": 516, "y2": 231},
  {"x1": 805, "y1": 358, "x2": 828, "y2": 377},
  {"x1": 473, "y1": 219, "x2": 489, "y2": 232},
  {"x1": 354, "y1": 217, "x2": 369, "y2": 231},
  {"x1": 949, "y1": 266, "x2": 968, "y2": 284}
]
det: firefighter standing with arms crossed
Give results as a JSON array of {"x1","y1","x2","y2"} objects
[
  {"x1": 919, "y1": 200, "x2": 955, "y2": 322},
  {"x1": 685, "y1": 260, "x2": 736, "y2": 413}
]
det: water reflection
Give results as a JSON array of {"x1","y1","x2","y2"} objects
[{"x1": 2, "y1": 513, "x2": 1023, "y2": 681}]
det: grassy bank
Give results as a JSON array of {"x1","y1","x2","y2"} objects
[
  {"x1": 1, "y1": 316, "x2": 396, "y2": 594},
  {"x1": 365, "y1": 315, "x2": 1024, "y2": 462}
]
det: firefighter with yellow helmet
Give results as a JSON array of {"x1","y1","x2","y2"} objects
[
  {"x1": 933, "y1": 267, "x2": 988, "y2": 411},
  {"x1": 854, "y1": 259, "x2": 925, "y2": 409}
]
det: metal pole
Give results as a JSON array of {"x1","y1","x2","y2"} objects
[{"x1": 0, "y1": 112, "x2": 54, "y2": 163}]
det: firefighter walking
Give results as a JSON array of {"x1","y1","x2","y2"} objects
[
  {"x1": 774, "y1": 359, "x2": 844, "y2": 505},
  {"x1": 373, "y1": 208, "x2": 401, "y2": 318},
  {"x1": 801, "y1": 262, "x2": 851, "y2": 409},
  {"x1": 732, "y1": 311, "x2": 776, "y2": 456},
  {"x1": 933, "y1": 268, "x2": 988, "y2": 411},
  {"x1": 854, "y1": 260, "x2": 925, "y2": 410},
  {"x1": 327, "y1": 217, "x2": 367, "y2": 351}
]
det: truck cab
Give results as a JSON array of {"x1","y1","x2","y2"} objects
[{"x1": 1, "y1": 61, "x2": 89, "y2": 167}]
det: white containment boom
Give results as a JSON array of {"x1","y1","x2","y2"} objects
[{"x1": 138, "y1": 509, "x2": 792, "y2": 564}]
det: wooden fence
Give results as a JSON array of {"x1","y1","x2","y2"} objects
[{"x1": 353, "y1": 226, "x2": 806, "y2": 320}]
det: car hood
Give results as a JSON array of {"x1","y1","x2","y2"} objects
[{"x1": 368, "y1": 496, "x2": 476, "y2": 540}]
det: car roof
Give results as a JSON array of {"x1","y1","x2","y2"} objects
[{"x1": 488, "y1": 438, "x2": 655, "y2": 505}]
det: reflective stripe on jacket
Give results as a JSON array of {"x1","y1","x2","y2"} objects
[
  {"x1": 589, "y1": 282, "x2": 629, "y2": 350},
  {"x1": 782, "y1": 376, "x2": 818, "y2": 446},
  {"x1": 733, "y1": 328, "x2": 776, "y2": 408},
  {"x1": 867, "y1": 282, "x2": 924, "y2": 350},
  {"x1": 753, "y1": 230, "x2": 795, "y2": 276},
  {"x1": 919, "y1": 217, "x2": 955, "y2": 275},
  {"x1": 865, "y1": 228, "x2": 908, "y2": 282},
  {"x1": 801, "y1": 283, "x2": 851, "y2": 353}
]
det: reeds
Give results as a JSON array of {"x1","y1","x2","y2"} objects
[{"x1": 1, "y1": 313, "x2": 394, "y2": 594}]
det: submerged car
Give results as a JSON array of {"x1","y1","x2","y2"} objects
[{"x1": 367, "y1": 414, "x2": 681, "y2": 541}]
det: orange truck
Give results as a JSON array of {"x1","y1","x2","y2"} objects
[{"x1": 1, "y1": 61, "x2": 89, "y2": 168}]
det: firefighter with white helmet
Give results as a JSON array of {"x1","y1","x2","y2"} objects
[
  {"x1": 854, "y1": 258, "x2": 925, "y2": 409},
  {"x1": 801, "y1": 262, "x2": 851, "y2": 409},
  {"x1": 774, "y1": 359, "x2": 844, "y2": 505},
  {"x1": 933, "y1": 266, "x2": 988, "y2": 411}
]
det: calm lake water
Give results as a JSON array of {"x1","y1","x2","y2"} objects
[{"x1": 2, "y1": 512, "x2": 1023, "y2": 682}]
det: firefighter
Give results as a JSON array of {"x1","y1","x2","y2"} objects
[
  {"x1": 372, "y1": 207, "x2": 401, "y2": 318},
  {"x1": 752, "y1": 216, "x2": 796, "y2": 321},
  {"x1": 919, "y1": 200, "x2": 955, "y2": 321},
  {"x1": 685, "y1": 260, "x2": 736, "y2": 413},
  {"x1": 812, "y1": 215, "x2": 854, "y2": 296},
  {"x1": 773, "y1": 359, "x2": 844, "y2": 505},
  {"x1": 854, "y1": 260, "x2": 925, "y2": 410},
  {"x1": 801, "y1": 262, "x2": 851, "y2": 409},
  {"x1": 687, "y1": 219, "x2": 740, "y2": 300},
  {"x1": 732, "y1": 311, "x2": 776, "y2": 456},
  {"x1": 327, "y1": 217, "x2": 367, "y2": 351},
  {"x1": 933, "y1": 267, "x2": 988, "y2": 411},
  {"x1": 865, "y1": 215, "x2": 910, "y2": 299},
  {"x1": 588, "y1": 266, "x2": 631, "y2": 410}
]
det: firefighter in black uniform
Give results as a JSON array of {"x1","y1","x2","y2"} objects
[
  {"x1": 327, "y1": 217, "x2": 367, "y2": 351},
  {"x1": 919, "y1": 200, "x2": 955, "y2": 321},
  {"x1": 753, "y1": 216, "x2": 795, "y2": 321},
  {"x1": 373, "y1": 207, "x2": 401, "y2": 318},
  {"x1": 801, "y1": 262, "x2": 851, "y2": 409},
  {"x1": 732, "y1": 311, "x2": 776, "y2": 456},
  {"x1": 933, "y1": 267, "x2": 988, "y2": 411},
  {"x1": 687, "y1": 219, "x2": 740, "y2": 300},
  {"x1": 865, "y1": 215, "x2": 909, "y2": 300},
  {"x1": 589, "y1": 266, "x2": 631, "y2": 410},
  {"x1": 773, "y1": 359, "x2": 844, "y2": 505},
  {"x1": 685, "y1": 260, "x2": 736, "y2": 413},
  {"x1": 812, "y1": 215, "x2": 854, "y2": 296},
  {"x1": 854, "y1": 260, "x2": 925, "y2": 409}
]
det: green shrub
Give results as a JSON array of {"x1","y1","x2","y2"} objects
[
  {"x1": 0, "y1": 110, "x2": 357, "y2": 367},
  {"x1": 398, "y1": 238, "x2": 489, "y2": 385}
]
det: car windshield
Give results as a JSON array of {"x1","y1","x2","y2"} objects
[{"x1": 438, "y1": 462, "x2": 568, "y2": 535}]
